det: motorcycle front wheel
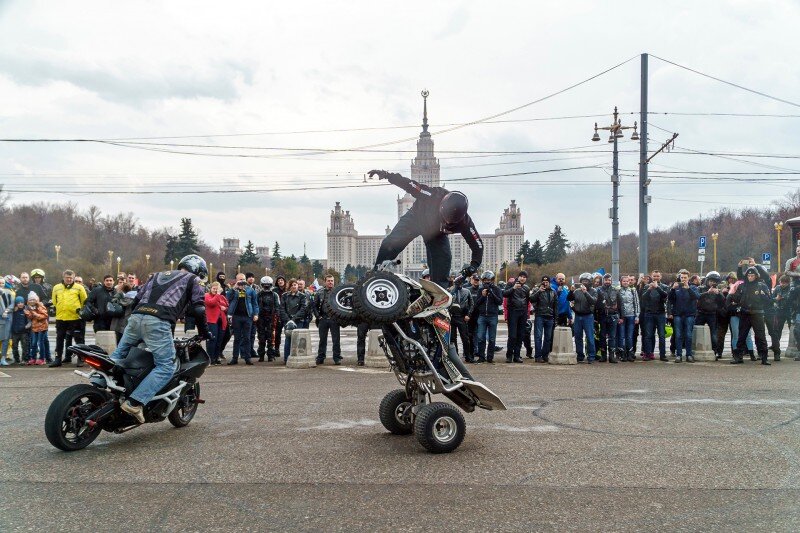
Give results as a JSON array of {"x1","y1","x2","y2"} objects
[
  {"x1": 44, "y1": 384, "x2": 109, "y2": 451},
  {"x1": 168, "y1": 382, "x2": 199, "y2": 428}
]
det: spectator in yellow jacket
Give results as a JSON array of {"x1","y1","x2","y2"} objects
[{"x1": 49, "y1": 270, "x2": 87, "y2": 367}]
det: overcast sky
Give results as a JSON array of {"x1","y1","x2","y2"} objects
[{"x1": 1, "y1": 1, "x2": 799, "y2": 259}]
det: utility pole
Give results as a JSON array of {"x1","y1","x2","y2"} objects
[
  {"x1": 592, "y1": 107, "x2": 638, "y2": 283},
  {"x1": 638, "y1": 53, "x2": 649, "y2": 276}
]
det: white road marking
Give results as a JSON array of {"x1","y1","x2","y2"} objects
[
  {"x1": 0, "y1": 371, "x2": 10, "y2": 378},
  {"x1": 298, "y1": 419, "x2": 380, "y2": 431},
  {"x1": 583, "y1": 398, "x2": 800, "y2": 406},
  {"x1": 475, "y1": 424, "x2": 559, "y2": 433}
]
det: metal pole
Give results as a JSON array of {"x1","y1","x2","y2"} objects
[
  {"x1": 612, "y1": 129, "x2": 620, "y2": 282},
  {"x1": 638, "y1": 53, "x2": 649, "y2": 276}
]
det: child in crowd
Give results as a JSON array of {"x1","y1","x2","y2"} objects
[
  {"x1": 10, "y1": 296, "x2": 31, "y2": 364},
  {"x1": 25, "y1": 292, "x2": 50, "y2": 365}
]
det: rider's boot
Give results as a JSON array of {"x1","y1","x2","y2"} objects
[{"x1": 48, "y1": 355, "x2": 63, "y2": 368}]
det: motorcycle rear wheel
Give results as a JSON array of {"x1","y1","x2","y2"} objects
[
  {"x1": 414, "y1": 402, "x2": 466, "y2": 453},
  {"x1": 45, "y1": 384, "x2": 109, "y2": 451},
  {"x1": 168, "y1": 382, "x2": 199, "y2": 428}
]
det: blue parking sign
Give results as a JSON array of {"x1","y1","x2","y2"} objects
[
  {"x1": 762, "y1": 252, "x2": 771, "y2": 263},
  {"x1": 699, "y1": 236, "x2": 707, "y2": 249}
]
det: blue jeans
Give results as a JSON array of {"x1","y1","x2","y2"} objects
[
  {"x1": 476, "y1": 314, "x2": 499, "y2": 360},
  {"x1": 29, "y1": 331, "x2": 48, "y2": 360},
  {"x1": 729, "y1": 316, "x2": 754, "y2": 352},
  {"x1": 673, "y1": 315, "x2": 695, "y2": 357},
  {"x1": 231, "y1": 315, "x2": 253, "y2": 362},
  {"x1": 111, "y1": 314, "x2": 176, "y2": 405},
  {"x1": 534, "y1": 315, "x2": 554, "y2": 359},
  {"x1": 600, "y1": 314, "x2": 619, "y2": 355},
  {"x1": 284, "y1": 334, "x2": 292, "y2": 362},
  {"x1": 642, "y1": 313, "x2": 667, "y2": 356},
  {"x1": 573, "y1": 314, "x2": 596, "y2": 361},
  {"x1": 619, "y1": 316, "x2": 636, "y2": 351}
]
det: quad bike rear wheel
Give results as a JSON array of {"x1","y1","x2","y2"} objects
[
  {"x1": 325, "y1": 283, "x2": 359, "y2": 327},
  {"x1": 353, "y1": 272, "x2": 409, "y2": 324},
  {"x1": 378, "y1": 389, "x2": 413, "y2": 435},
  {"x1": 414, "y1": 402, "x2": 466, "y2": 453}
]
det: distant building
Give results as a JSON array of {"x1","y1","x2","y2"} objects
[
  {"x1": 221, "y1": 238, "x2": 243, "y2": 256},
  {"x1": 326, "y1": 92, "x2": 524, "y2": 278}
]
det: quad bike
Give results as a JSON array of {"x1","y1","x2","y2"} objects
[
  {"x1": 44, "y1": 336, "x2": 209, "y2": 451},
  {"x1": 327, "y1": 260, "x2": 506, "y2": 453}
]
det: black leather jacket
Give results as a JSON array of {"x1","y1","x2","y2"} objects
[
  {"x1": 450, "y1": 285, "x2": 473, "y2": 316},
  {"x1": 529, "y1": 287, "x2": 557, "y2": 318},
  {"x1": 257, "y1": 289, "x2": 280, "y2": 316},
  {"x1": 503, "y1": 282, "x2": 531, "y2": 313},
  {"x1": 280, "y1": 291, "x2": 308, "y2": 323}
]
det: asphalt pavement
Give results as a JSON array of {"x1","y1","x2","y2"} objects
[{"x1": 1, "y1": 325, "x2": 799, "y2": 532}]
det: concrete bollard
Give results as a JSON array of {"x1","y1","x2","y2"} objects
[
  {"x1": 94, "y1": 330, "x2": 117, "y2": 355},
  {"x1": 286, "y1": 329, "x2": 316, "y2": 369},
  {"x1": 692, "y1": 325, "x2": 715, "y2": 361},
  {"x1": 549, "y1": 326, "x2": 577, "y2": 365},
  {"x1": 365, "y1": 329, "x2": 390, "y2": 368}
]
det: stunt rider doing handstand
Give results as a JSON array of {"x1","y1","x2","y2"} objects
[{"x1": 368, "y1": 170, "x2": 483, "y2": 286}]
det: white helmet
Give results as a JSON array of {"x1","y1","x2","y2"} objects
[
  {"x1": 579, "y1": 272, "x2": 593, "y2": 282},
  {"x1": 260, "y1": 275, "x2": 274, "y2": 289}
]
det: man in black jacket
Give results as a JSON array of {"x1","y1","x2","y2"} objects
[
  {"x1": 640, "y1": 270, "x2": 670, "y2": 361},
  {"x1": 312, "y1": 275, "x2": 342, "y2": 365},
  {"x1": 596, "y1": 274, "x2": 622, "y2": 363},
  {"x1": 474, "y1": 271, "x2": 503, "y2": 363},
  {"x1": 450, "y1": 274, "x2": 474, "y2": 363},
  {"x1": 696, "y1": 272, "x2": 725, "y2": 359},
  {"x1": 530, "y1": 276, "x2": 557, "y2": 362},
  {"x1": 568, "y1": 273, "x2": 598, "y2": 363},
  {"x1": 368, "y1": 170, "x2": 483, "y2": 286},
  {"x1": 730, "y1": 267, "x2": 773, "y2": 365},
  {"x1": 279, "y1": 279, "x2": 308, "y2": 363},
  {"x1": 503, "y1": 271, "x2": 530, "y2": 363},
  {"x1": 86, "y1": 275, "x2": 117, "y2": 332},
  {"x1": 466, "y1": 274, "x2": 481, "y2": 362}
]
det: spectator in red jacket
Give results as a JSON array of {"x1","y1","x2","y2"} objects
[{"x1": 205, "y1": 281, "x2": 229, "y2": 365}]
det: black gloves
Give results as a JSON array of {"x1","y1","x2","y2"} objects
[
  {"x1": 462, "y1": 264, "x2": 478, "y2": 277},
  {"x1": 367, "y1": 169, "x2": 402, "y2": 181}
]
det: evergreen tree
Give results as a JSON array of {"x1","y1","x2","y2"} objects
[
  {"x1": 312, "y1": 260, "x2": 324, "y2": 279},
  {"x1": 530, "y1": 239, "x2": 545, "y2": 266},
  {"x1": 270, "y1": 241, "x2": 281, "y2": 264},
  {"x1": 163, "y1": 234, "x2": 177, "y2": 265},
  {"x1": 516, "y1": 240, "x2": 532, "y2": 265},
  {"x1": 543, "y1": 225, "x2": 570, "y2": 264},
  {"x1": 343, "y1": 264, "x2": 356, "y2": 282},
  {"x1": 172, "y1": 218, "x2": 200, "y2": 259},
  {"x1": 299, "y1": 253, "x2": 310, "y2": 265},
  {"x1": 239, "y1": 240, "x2": 261, "y2": 266}
]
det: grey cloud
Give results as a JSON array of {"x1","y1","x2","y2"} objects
[{"x1": 0, "y1": 53, "x2": 253, "y2": 105}]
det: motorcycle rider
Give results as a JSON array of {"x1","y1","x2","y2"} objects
[
  {"x1": 367, "y1": 170, "x2": 483, "y2": 286},
  {"x1": 696, "y1": 271, "x2": 725, "y2": 359},
  {"x1": 279, "y1": 279, "x2": 308, "y2": 363},
  {"x1": 502, "y1": 271, "x2": 530, "y2": 363},
  {"x1": 449, "y1": 272, "x2": 474, "y2": 363},
  {"x1": 112, "y1": 255, "x2": 209, "y2": 423},
  {"x1": 256, "y1": 276, "x2": 281, "y2": 362},
  {"x1": 596, "y1": 274, "x2": 622, "y2": 363}
]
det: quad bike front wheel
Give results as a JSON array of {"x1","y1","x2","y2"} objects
[
  {"x1": 324, "y1": 283, "x2": 359, "y2": 327},
  {"x1": 378, "y1": 389, "x2": 413, "y2": 435},
  {"x1": 353, "y1": 272, "x2": 409, "y2": 324},
  {"x1": 414, "y1": 402, "x2": 466, "y2": 453}
]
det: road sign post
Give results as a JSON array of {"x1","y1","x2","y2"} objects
[{"x1": 698, "y1": 236, "x2": 707, "y2": 275}]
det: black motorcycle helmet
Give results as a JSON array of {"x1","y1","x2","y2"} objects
[
  {"x1": 177, "y1": 254, "x2": 208, "y2": 281},
  {"x1": 439, "y1": 191, "x2": 468, "y2": 226}
]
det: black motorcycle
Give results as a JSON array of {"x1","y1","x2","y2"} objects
[{"x1": 44, "y1": 335, "x2": 209, "y2": 451}]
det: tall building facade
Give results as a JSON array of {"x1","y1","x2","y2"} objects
[{"x1": 326, "y1": 92, "x2": 524, "y2": 278}]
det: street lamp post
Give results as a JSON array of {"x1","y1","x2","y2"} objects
[
  {"x1": 209, "y1": 262, "x2": 213, "y2": 280},
  {"x1": 775, "y1": 222, "x2": 784, "y2": 273},
  {"x1": 145, "y1": 254, "x2": 151, "y2": 271},
  {"x1": 54, "y1": 245, "x2": 61, "y2": 263},
  {"x1": 592, "y1": 107, "x2": 639, "y2": 282},
  {"x1": 670, "y1": 240, "x2": 675, "y2": 249},
  {"x1": 170, "y1": 259, "x2": 175, "y2": 271},
  {"x1": 711, "y1": 233, "x2": 719, "y2": 271},
  {"x1": 116, "y1": 257, "x2": 121, "y2": 276},
  {"x1": 107, "y1": 250, "x2": 114, "y2": 270}
]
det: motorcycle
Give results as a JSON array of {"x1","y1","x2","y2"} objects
[
  {"x1": 44, "y1": 335, "x2": 209, "y2": 451},
  {"x1": 326, "y1": 260, "x2": 506, "y2": 453}
]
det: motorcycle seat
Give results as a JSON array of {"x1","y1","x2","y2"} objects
[{"x1": 116, "y1": 347, "x2": 155, "y2": 376}]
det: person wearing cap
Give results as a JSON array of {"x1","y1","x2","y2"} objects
[
  {"x1": 641, "y1": 270, "x2": 670, "y2": 361},
  {"x1": 729, "y1": 266, "x2": 773, "y2": 365},
  {"x1": 24, "y1": 292, "x2": 49, "y2": 365},
  {"x1": 530, "y1": 275, "x2": 557, "y2": 362},
  {"x1": 474, "y1": 271, "x2": 502, "y2": 363},
  {"x1": 596, "y1": 273, "x2": 622, "y2": 363},
  {"x1": 466, "y1": 273, "x2": 482, "y2": 361},
  {"x1": 8, "y1": 296, "x2": 30, "y2": 364}
]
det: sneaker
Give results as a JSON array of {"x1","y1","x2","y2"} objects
[
  {"x1": 26, "y1": 359, "x2": 35, "y2": 366},
  {"x1": 525, "y1": 351, "x2": 534, "y2": 359},
  {"x1": 334, "y1": 359, "x2": 342, "y2": 365},
  {"x1": 0, "y1": 359, "x2": 9, "y2": 367},
  {"x1": 505, "y1": 358, "x2": 512, "y2": 363},
  {"x1": 227, "y1": 360, "x2": 238, "y2": 366},
  {"x1": 36, "y1": 359, "x2": 46, "y2": 366},
  {"x1": 761, "y1": 359, "x2": 771, "y2": 366},
  {"x1": 686, "y1": 356, "x2": 695, "y2": 363},
  {"x1": 493, "y1": 346, "x2": 503, "y2": 353},
  {"x1": 513, "y1": 358, "x2": 523, "y2": 363},
  {"x1": 120, "y1": 401, "x2": 145, "y2": 424},
  {"x1": 659, "y1": 355, "x2": 668, "y2": 362},
  {"x1": 675, "y1": 356, "x2": 682, "y2": 363},
  {"x1": 534, "y1": 357, "x2": 544, "y2": 363},
  {"x1": 357, "y1": 361, "x2": 365, "y2": 366},
  {"x1": 245, "y1": 360, "x2": 254, "y2": 366}
]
